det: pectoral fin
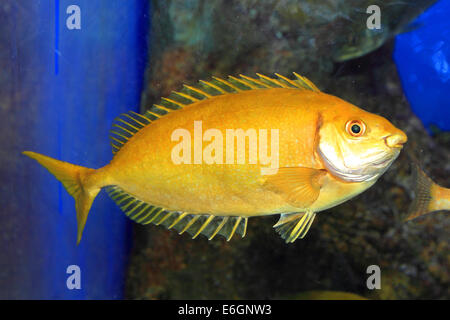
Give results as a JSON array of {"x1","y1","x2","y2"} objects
[{"x1": 264, "y1": 167, "x2": 325, "y2": 208}]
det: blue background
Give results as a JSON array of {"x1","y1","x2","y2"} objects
[
  {"x1": 0, "y1": 1, "x2": 149, "y2": 299},
  {"x1": 394, "y1": 0, "x2": 450, "y2": 132}
]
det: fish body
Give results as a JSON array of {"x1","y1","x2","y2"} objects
[
  {"x1": 23, "y1": 73, "x2": 407, "y2": 244},
  {"x1": 106, "y1": 88, "x2": 372, "y2": 215}
]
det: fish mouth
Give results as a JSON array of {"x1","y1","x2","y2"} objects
[
  {"x1": 384, "y1": 133, "x2": 407, "y2": 149},
  {"x1": 387, "y1": 143, "x2": 404, "y2": 151}
]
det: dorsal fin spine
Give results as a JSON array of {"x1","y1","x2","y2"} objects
[
  {"x1": 233, "y1": 75, "x2": 259, "y2": 89},
  {"x1": 257, "y1": 73, "x2": 286, "y2": 88},
  {"x1": 110, "y1": 135, "x2": 125, "y2": 145},
  {"x1": 116, "y1": 118, "x2": 141, "y2": 132},
  {"x1": 199, "y1": 80, "x2": 227, "y2": 94},
  {"x1": 153, "y1": 104, "x2": 173, "y2": 113},
  {"x1": 183, "y1": 84, "x2": 212, "y2": 98},
  {"x1": 129, "y1": 111, "x2": 152, "y2": 123},
  {"x1": 275, "y1": 73, "x2": 301, "y2": 88},
  {"x1": 213, "y1": 76, "x2": 242, "y2": 92},
  {"x1": 145, "y1": 110, "x2": 161, "y2": 118},
  {"x1": 173, "y1": 91, "x2": 199, "y2": 102},
  {"x1": 228, "y1": 75, "x2": 254, "y2": 89},
  {"x1": 239, "y1": 74, "x2": 269, "y2": 88},
  {"x1": 111, "y1": 145, "x2": 119, "y2": 154},
  {"x1": 112, "y1": 124, "x2": 135, "y2": 135},
  {"x1": 122, "y1": 113, "x2": 147, "y2": 127},
  {"x1": 161, "y1": 97, "x2": 185, "y2": 108},
  {"x1": 110, "y1": 130, "x2": 130, "y2": 141},
  {"x1": 293, "y1": 72, "x2": 320, "y2": 91}
]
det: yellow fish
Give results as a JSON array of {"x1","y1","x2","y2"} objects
[{"x1": 23, "y1": 73, "x2": 407, "y2": 244}]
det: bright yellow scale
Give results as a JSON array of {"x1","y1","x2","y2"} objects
[{"x1": 23, "y1": 73, "x2": 407, "y2": 244}]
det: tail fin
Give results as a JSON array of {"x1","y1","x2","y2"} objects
[
  {"x1": 23, "y1": 151, "x2": 102, "y2": 244},
  {"x1": 406, "y1": 164, "x2": 450, "y2": 221}
]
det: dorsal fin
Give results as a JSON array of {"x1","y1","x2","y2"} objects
[
  {"x1": 109, "y1": 73, "x2": 320, "y2": 154},
  {"x1": 109, "y1": 111, "x2": 151, "y2": 154},
  {"x1": 105, "y1": 186, "x2": 248, "y2": 241}
]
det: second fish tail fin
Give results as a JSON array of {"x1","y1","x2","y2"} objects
[
  {"x1": 406, "y1": 164, "x2": 450, "y2": 221},
  {"x1": 22, "y1": 151, "x2": 103, "y2": 244}
]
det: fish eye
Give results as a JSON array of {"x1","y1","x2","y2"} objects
[{"x1": 346, "y1": 120, "x2": 366, "y2": 137}]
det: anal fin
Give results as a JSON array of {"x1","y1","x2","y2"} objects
[
  {"x1": 105, "y1": 185, "x2": 248, "y2": 241},
  {"x1": 165, "y1": 214, "x2": 248, "y2": 241},
  {"x1": 274, "y1": 211, "x2": 316, "y2": 243}
]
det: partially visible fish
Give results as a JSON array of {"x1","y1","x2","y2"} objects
[
  {"x1": 406, "y1": 165, "x2": 450, "y2": 221},
  {"x1": 286, "y1": 290, "x2": 368, "y2": 300},
  {"x1": 333, "y1": 0, "x2": 437, "y2": 62}
]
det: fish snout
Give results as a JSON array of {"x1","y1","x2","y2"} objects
[{"x1": 385, "y1": 131, "x2": 407, "y2": 148}]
